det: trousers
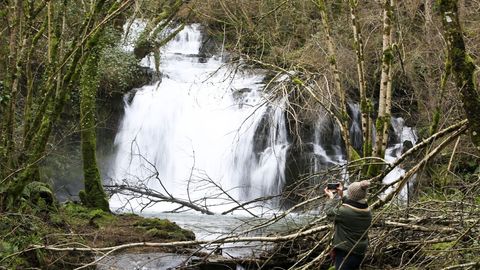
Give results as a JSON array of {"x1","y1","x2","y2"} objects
[{"x1": 333, "y1": 248, "x2": 364, "y2": 270}]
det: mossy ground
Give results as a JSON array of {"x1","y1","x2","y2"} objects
[{"x1": 0, "y1": 202, "x2": 195, "y2": 269}]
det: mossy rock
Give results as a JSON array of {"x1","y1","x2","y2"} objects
[
  {"x1": 134, "y1": 218, "x2": 195, "y2": 241},
  {"x1": 20, "y1": 181, "x2": 57, "y2": 213},
  {"x1": 134, "y1": 218, "x2": 180, "y2": 231}
]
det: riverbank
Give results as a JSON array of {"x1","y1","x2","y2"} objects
[{"x1": 0, "y1": 202, "x2": 195, "y2": 269}]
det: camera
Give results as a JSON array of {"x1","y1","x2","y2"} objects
[{"x1": 327, "y1": 182, "x2": 340, "y2": 190}]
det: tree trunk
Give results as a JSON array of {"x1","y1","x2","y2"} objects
[
  {"x1": 348, "y1": 0, "x2": 372, "y2": 158},
  {"x1": 439, "y1": 0, "x2": 480, "y2": 151},
  {"x1": 79, "y1": 46, "x2": 109, "y2": 212},
  {"x1": 23, "y1": 11, "x2": 48, "y2": 142},
  {"x1": 374, "y1": 0, "x2": 394, "y2": 160},
  {"x1": 316, "y1": 0, "x2": 351, "y2": 161},
  {"x1": 382, "y1": 0, "x2": 396, "y2": 154},
  {"x1": 6, "y1": 0, "x2": 111, "y2": 209},
  {"x1": 368, "y1": 0, "x2": 395, "y2": 177},
  {"x1": 1, "y1": 0, "x2": 23, "y2": 177}
]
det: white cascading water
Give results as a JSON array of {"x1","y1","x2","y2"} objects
[
  {"x1": 381, "y1": 117, "x2": 417, "y2": 201},
  {"x1": 110, "y1": 22, "x2": 416, "y2": 214},
  {"x1": 110, "y1": 24, "x2": 288, "y2": 213},
  {"x1": 312, "y1": 104, "x2": 417, "y2": 192},
  {"x1": 342, "y1": 105, "x2": 417, "y2": 200}
]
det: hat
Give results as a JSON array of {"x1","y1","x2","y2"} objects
[{"x1": 347, "y1": 180, "x2": 370, "y2": 202}]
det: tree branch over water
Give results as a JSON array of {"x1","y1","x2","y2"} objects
[{"x1": 105, "y1": 184, "x2": 215, "y2": 215}]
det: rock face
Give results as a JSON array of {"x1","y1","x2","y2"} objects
[
  {"x1": 252, "y1": 106, "x2": 273, "y2": 158},
  {"x1": 249, "y1": 95, "x2": 356, "y2": 207},
  {"x1": 282, "y1": 143, "x2": 317, "y2": 207}
]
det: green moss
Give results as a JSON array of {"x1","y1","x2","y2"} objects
[
  {"x1": 430, "y1": 109, "x2": 441, "y2": 135},
  {"x1": 63, "y1": 201, "x2": 90, "y2": 216},
  {"x1": 145, "y1": 228, "x2": 170, "y2": 238},
  {"x1": 0, "y1": 214, "x2": 47, "y2": 269},
  {"x1": 80, "y1": 47, "x2": 110, "y2": 212},
  {"x1": 366, "y1": 165, "x2": 380, "y2": 179},
  {"x1": 98, "y1": 46, "x2": 143, "y2": 95},
  {"x1": 292, "y1": 77, "x2": 304, "y2": 85},
  {"x1": 144, "y1": 227, "x2": 193, "y2": 240},
  {"x1": 63, "y1": 202, "x2": 114, "y2": 227},
  {"x1": 118, "y1": 212, "x2": 139, "y2": 218},
  {"x1": 429, "y1": 165, "x2": 456, "y2": 188},
  {"x1": 0, "y1": 240, "x2": 29, "y2": 268},
  {"x1": 0, "y1": 200, "x2": 132, "y2": 268},
  {"x1": 360, "y1": 99, "x2": 368, "y2": 113},
  {"x1": 439, "y1": 0, "x2": 480, "y2": 150},
  {"x1": 48, "y1": 212, "x2": 64, "y2": 226},
  {"x1": 58, "y1": 205, "x2": 195, "y2": 242},
  {"x1": 383, "y1": 47, "x2": 394, "y2": 63},
  {"x1": 328, "y1": 55, "x2": 336, "y2": 65},
  {"x1": 20, "y1": 181, "x2": 57, "y2": 213},
  {"x1": 134, "y1": 218, "x2": 180, "y2": 231},
  {"x1": 134, "y1": 218, "x2": 195, "y2": 240},
  {"x1": 349, "y1": 146, "x2": 361, "y2": 161},
  {"x1": 430, "y1": 241, "x2": 454, "y2": 250},
  {"x1": 375, "y1": 117, "x2": 385, "y2": 134}
]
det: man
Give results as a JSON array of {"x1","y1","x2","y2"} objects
[{"x1": 324, "y1": 180, "x2": 372, "y2": 270}]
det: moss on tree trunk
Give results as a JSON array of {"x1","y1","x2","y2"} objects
[
  {"x1": 439, "y1": 0, "x2": 480, "y2": 152},
  {"x1": 79, "y1": 46, "x2": 109, "y2": 212}
]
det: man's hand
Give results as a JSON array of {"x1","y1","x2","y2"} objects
[
  {"x1": 324, "y1": 187, "x2": 335, "y2": 199},
  {"x1": 324, "y1": 182, "x2": 344, "y2": 199},
  {"x1": 336, "y1": 182, "x2": 344, "y2": 198}
]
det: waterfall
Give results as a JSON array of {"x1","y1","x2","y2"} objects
[
  {"x1": 110, "y1": 23, "x2": 416, "y2": 213},
  {"x1": 310, "y1": 104, "x2": 417, "y2": 199},
  {"x1": 312, "y1": 108, "x2": 345, "y2": 174},
  {"x1": 110, "y1": 24, "x2": 288, "y2": 213},
  {"x1": 382, "y1": 117, "x2": 418, "y2": 201}
]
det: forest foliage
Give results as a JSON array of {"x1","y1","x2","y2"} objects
[{"x1": 0, "y1": 0, "x2": 185, "y2": 211}]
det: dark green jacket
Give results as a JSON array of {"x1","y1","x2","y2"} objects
[{"x1": 324, "y1": 196, "x2": 372, "y2": 255}]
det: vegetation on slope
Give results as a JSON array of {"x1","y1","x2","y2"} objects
[{"x1": 0, "y1": 202, "x2": 194, "y2": 269}]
